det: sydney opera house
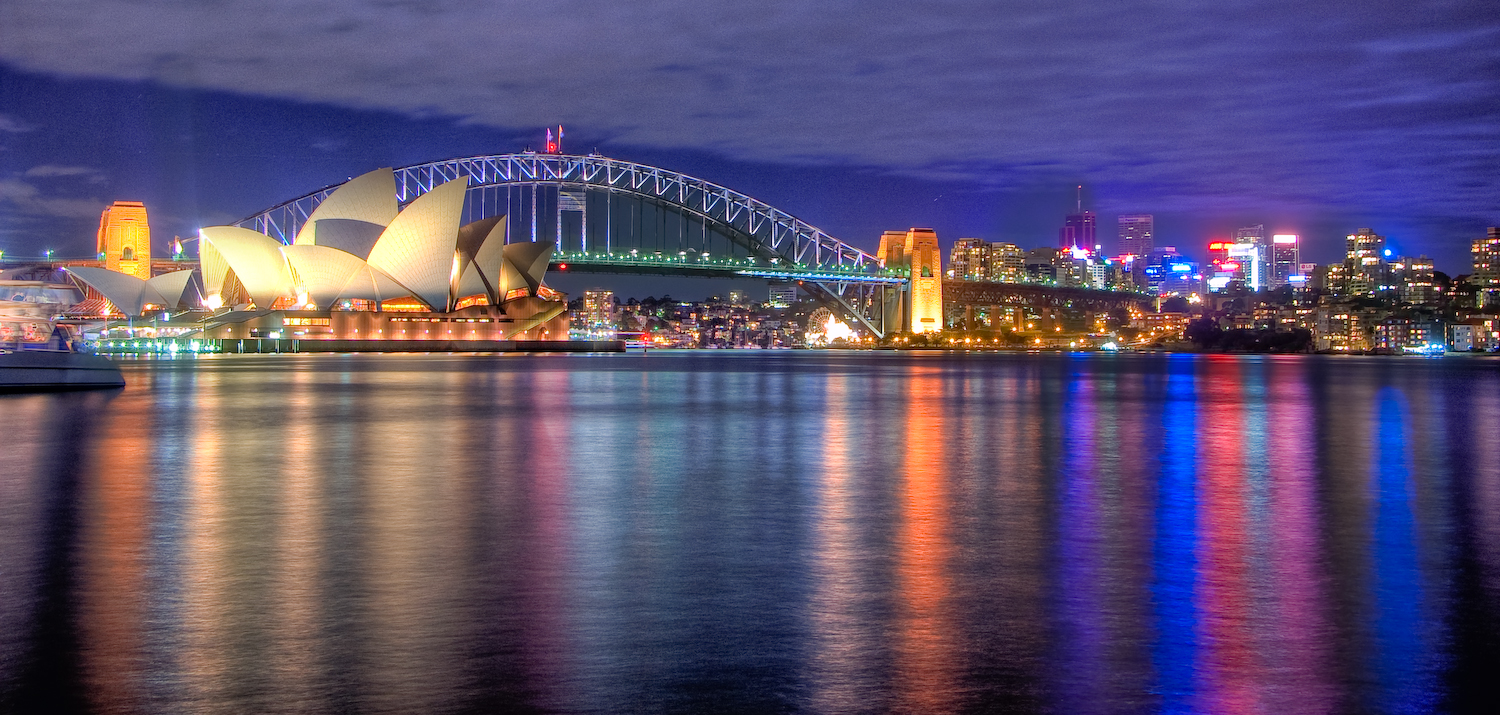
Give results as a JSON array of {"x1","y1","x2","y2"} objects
[{"x1": 69, "y1": 168, "x2": 569, "y2": 344}]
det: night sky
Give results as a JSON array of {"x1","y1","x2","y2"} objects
[{"x1": 1, "y1": 0, "x2": 1497, "y2": 279}]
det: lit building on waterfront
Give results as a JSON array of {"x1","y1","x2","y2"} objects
[
  {"x1": 949, "y1": 238, "x2": 990, "y2": 281},
  {"x1": 1344, "y1": 227, "x2": 1387, "y2": 297},
  {"x1": 990, "y1": 242, "x2": 1025, "y2": 282},
  {"x1": 97, "y1": 201, "x2": 151, "y2": 280},
  {"x1": 1391, "y1": 255, "x2": 1438, "y2": 305},
  {"x1": 1117, "y1": 214, "x2": 1153, "y2": 257},
  {"x1": 581, "y1": 289, "x2": 616, "y2": 337},
  {"x1": 945, "y1": 239, "x2": 1025, "y2": 284},
  {"x1": 1474, "y1": 227, "x2": 1500, "y2": 308}
]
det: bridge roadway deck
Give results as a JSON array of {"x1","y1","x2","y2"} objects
[{"x1": 549, "y1": 253, "x2": 905, "y2": 284}]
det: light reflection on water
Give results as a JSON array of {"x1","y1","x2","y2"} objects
[{"x1": 1, "y1": 352, "x2": 1498, "y2": 713}]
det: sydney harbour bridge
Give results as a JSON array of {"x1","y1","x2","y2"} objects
[{"x1": 238, "y1": 152, "x2": 1148, "y2": 338}]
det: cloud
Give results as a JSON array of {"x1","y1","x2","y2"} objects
[
  {"x1": 0, "y1": 113, "x2": 36, "y2": 133},
  {"x1": 0, "y1": 0, "x2": 1496, "y2": 226},
  {"x1": 0, "y1": 177, "x2": 104, "y2": 219},
  {"x1": 23, "y1": 164, "x2": 105, "y2": 182}
]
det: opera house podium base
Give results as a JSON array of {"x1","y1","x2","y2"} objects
[{"x1": 215, "y1": 338, "x2": 624, "y2": 354}]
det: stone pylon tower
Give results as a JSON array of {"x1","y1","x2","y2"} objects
[
  {"x1": 902, "y1": 228, "x2": 944, "y2": 333},
  {"x1": 97, "y1": 201, "x2": 151, "y2": 279}
]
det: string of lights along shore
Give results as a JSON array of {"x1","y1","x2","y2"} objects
[{"x1": 3, "y1": 129, "x2": 1498, "y2": 354}]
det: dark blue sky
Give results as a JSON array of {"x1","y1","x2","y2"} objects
[{"x1": 1, "y1": 0, "x2": 1497, "y2": 277}]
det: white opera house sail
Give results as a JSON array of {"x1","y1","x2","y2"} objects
[{"x1": 196, "y1": 169, "x2": 556, "y2": 313}]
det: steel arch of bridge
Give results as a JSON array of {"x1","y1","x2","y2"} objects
[
  {"x1": 237, "y1": 153, "x2": 902, "y2": 336},
  {"x1": 240, "y1": 153, "x2": 881, "y2": 272}
]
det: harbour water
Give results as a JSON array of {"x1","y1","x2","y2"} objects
[{"x1": 1, "y1": 351, "x2": 1497, "y2": 713}]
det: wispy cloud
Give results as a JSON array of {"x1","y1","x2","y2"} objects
[
  {"x1": 24, "y1": 164, "x2": 105, "y2": 182},
  {"x1": 0, "y1": 177, "x2": 104, "y2": 219},
  {"x1": 0, "y1": 113, "x2": 37, "y2": 133}
]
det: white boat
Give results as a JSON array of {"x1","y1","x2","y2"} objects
[{"x1": 0, "y1": 302, "x2": 124, "y2": 391}]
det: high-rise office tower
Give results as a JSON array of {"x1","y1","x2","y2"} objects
[
  {"x1": 1058, "y1": 186, "x2": 1095, "y2": 251},
  {"x1": 1473, "y1": 227, "x2": 1500, "y2": 307},
  {"x1": 1117, "y1": 214, "x2": 1154, "y2": 257},
  {"x1": 1059, "y1": 212, "x2": 1097, "y2": 251},
  {"x1": 97, "y1": 201, "x2": 151, "y2": 280},
  {"x1": 1230, "y1": 224, "x2": 1268, "y2": 291},
  {"x1": 1271, "y1": 234, "x2": 1300, "y2": 288},
  {"x1": 1345, "y1": 228, "x2": 1386, "y2": 296}
]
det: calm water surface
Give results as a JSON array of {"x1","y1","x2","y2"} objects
[{"x1": 1, "y1": 351, "x2": 1498, "y2": 713}]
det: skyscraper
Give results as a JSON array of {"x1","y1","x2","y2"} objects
[
  {"x1": 1270, "y1": 234, "x2": 1300, "y2": 288},
  {"x1": 1059, "y1": 185, "x2": 1095, "y2": 251},
  {"x1": 1231, "y1": 224, "x2": 1267, "y2": 291},
  {"x1": 97, "y1": 201, "x2": 151, "y2": 280},
  {"x1": 1059, "y1": 212, "x2": 1096, "y2": 251},
  {"x1": 1117, "y1": 214, "x2": 1154, "y2": 257}
]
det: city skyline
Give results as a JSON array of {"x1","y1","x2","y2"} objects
[{"x1": 0, "y1": 2, "x2": 1496, "y2": 274}]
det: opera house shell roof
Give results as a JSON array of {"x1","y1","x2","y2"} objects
[
  {"x1": 64, "y1": 267, "x2": 197, "y2": 317},
  {"x1": 194, "y1": 168, "x2": 553, "y2": 312}
]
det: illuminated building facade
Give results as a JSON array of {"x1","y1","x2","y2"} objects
[
  {"x1": 1232, "y1": 224, "x2": 1267, "y2": 291},
  {"x1": 1391, "y1": 255, "x2": 1438, "y2": 305},
  {"x1": 1117, "y1": 214, "x2": 1153, "y2": 257},
  {"x1": 990, "y1": 243, "x2": 1025, "y2": 282},
  {"x1": 1271, "y1": 234, "x2": 1300, "y2": 288},
  {"x1": 1474, "y1": 227, "x2": 1500, "y2": 308},
  {"x1": 945, "y1": 239, "x2": 1025, "y2": 284},
  {"x1": 1344, "y1": 227, "x2": 1387, "y2": 297},
  {"x1": 949, "y1": 238, "x2": 990, "y2": 280},
  {"x1": 97, "y1": 201, "x2": 151, "y2": 280},
  {"x1": 581, "y1": 289, "x2": 616, "y2": 337},
  {"x1": 901, "y1": 228, "x2": 944, "y2": 333}
]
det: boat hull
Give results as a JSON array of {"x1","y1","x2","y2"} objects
[{"x1": 0, "y1": 351, "x2": 125, "y2": 391}]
